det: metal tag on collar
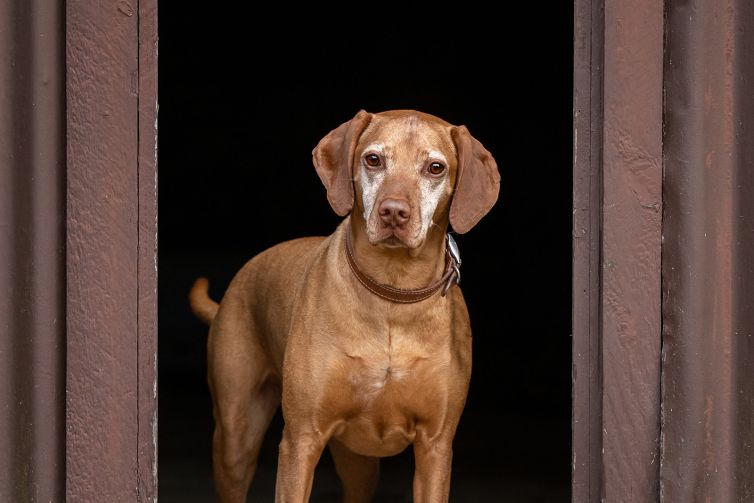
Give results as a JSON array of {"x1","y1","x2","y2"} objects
[
  {"x1": 447, "y1": 234, "x2": 462, "y2": 267},
  {"x1": 442, "y1": 234, "x2": 462, "y2": 296},
  {"x1": 446, "y1": 234, "x2": 461, "y2": 286}
]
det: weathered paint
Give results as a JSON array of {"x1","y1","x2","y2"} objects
[
  {"x1": 574, "y1": 0, "x2": 664, "y2": 500},
  {"x1": 662, "y1": 0, "x2": 754, "y2": 500},
  {"x1": 0, "y1": 0, "x2": 66, "y2": 500},
  {"x1": 601, "y1": 0, "x2": 663, "y2": 500},
  {"x1": 572, "y1": 0, "x2": 604, "y2": 499},
  {"x1": 66, "y1": 1, "x2": 157, "y2": 501},
  {"x1": 138, "y1": 0, "x2": 159, "y2": 500}
]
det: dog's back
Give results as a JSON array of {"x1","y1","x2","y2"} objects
[{"x1": 190, "y1": 235, "x2": 326, "y2": 370}]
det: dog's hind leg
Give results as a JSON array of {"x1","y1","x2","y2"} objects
[
  {"x1": 212, "y1": 378, "x2": 279, "y2": 502},
  {"x1": 329, "y1": 438, "x2": 380, "y2": 503},
  {"x1": 208, "y1": 299, "x2": 280, "y2": 503}
]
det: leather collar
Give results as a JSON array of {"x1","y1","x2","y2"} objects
[{"x1": 344, "y1": 226, "x2": 461, "y2": 303}]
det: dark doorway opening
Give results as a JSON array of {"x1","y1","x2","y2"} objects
[{"x1": 158, "y1": 7, "x2": 573, "y2": 501}]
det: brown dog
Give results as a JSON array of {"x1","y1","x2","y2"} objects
[{"x1": 189, "y1": 110, "x2": 499, "y2": 502}]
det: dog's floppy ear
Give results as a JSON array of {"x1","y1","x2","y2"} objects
[
  {"x1": 449, "y1": 125, "x2": 500, "y2": 234},
  {"x1": 312, "y1": 110, "x2": 373, "y2": 216}
]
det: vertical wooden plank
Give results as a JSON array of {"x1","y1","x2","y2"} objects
[
  {"x1": 601, "y1": 0, "x2": 663, "y2": 500},
  {"x1": 0, "y1": 0, "x2": 66, "y2": 500},
  {"x1": 732, "y1": 3, "x2": 754, "y2": 495},
  {"x1": 662, "y1": 0, "x2": 754, "y2": 500},
  {"x1": 572, "y1": 0, "x2": 604, "y2": 500},
  {"x1": 66, "y1": 1, "x2": 139, "y2": 500},
  {"x1": 138, "y1": 0, "x2": 159, "y2": 499}
]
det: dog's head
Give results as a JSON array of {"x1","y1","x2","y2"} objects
[{"x1": 313, "y1": 110, "x2": 499, "y2": 249}]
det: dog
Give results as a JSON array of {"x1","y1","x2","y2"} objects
[{"x1": 189, "y1": 109, "x2": 499, "y2": 502}]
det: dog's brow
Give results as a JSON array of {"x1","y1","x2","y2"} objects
[
  {"x1": 427, "y1": 150, "x2": 449, "y2": 164},
  {"x1": 363, "y1": 143, "x2": 384, "y2": 154}
]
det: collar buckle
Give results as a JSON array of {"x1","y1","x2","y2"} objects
[{"x1": 441, "y1": 234, "x2": 462, "y2": 297}]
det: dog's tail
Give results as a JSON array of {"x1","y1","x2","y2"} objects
[{"x1": 189, "y1": 277, "x2": 219, "y2": 325}]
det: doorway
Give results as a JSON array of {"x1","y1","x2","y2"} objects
[{"x1": 158, "y1": 7, "x2": 573, "y2": 501}]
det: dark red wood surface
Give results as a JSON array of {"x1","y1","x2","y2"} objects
[
  {"x1": 572, "y1": 0, "x2": 604, "y2": 499},
  {"x1": 600, "y1": 0, "x2": 663, "y2": 500},
  {"x1": 66, "y1": 1, "x2": 157, "y2": 500},
  {"x1": 0, "y1": 1, "x2": 66, "y2": 500},
  {"x1": 662, "y1": 0, "x2": 754, "y2": 500},
  {"x1": 138, "y1": 0, "x2": 159, "y2": 499},
  {"x1": 573, "y1": 0, "x2": 663, "y2": 500}
]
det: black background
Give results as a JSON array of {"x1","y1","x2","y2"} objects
[{"x1": 159, "y1": 6, "x2": 573, "y2": 502}]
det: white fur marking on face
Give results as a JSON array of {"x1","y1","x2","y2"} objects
[
  {"x1": 359, "y1": 143, "x2": 386, "y2": 222},
  {"x1": 418, "y1": 174, "x2": 449, "y2": 239}
]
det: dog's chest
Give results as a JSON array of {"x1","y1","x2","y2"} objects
[
  {"x1": 337, "y1": 317, "x2": 448, "y2": 394},
  {"x1": 325, "y1": 328, "x2": 452, "y2": 456},
  {"x1": 343, "y1": 348, "x2": 430, "y2": 403}
]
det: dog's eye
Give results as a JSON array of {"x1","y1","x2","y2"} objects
[
  {"x1": 428, "y1": 162, "x2": 446, "y2": 175},
  {"x1": 365, "y1": 154, "x2": 382, "y2": 168}
]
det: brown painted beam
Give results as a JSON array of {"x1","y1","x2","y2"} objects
[
  {"x1": 66, "y1": 1, "x2": 157, "y2": 500},
  {"x1": 574, "y1": 0, "x2": 663, "y2": 500},
  {"x1": 0, "y1": 0, "x2": 66, "y2": 500},
  {"x1": 662, "y1": 1, "x2": 754, "y2": 501},
  {"x1": 138, "y1": 0, "x2": 159, "y2": 499},
  {"x1": 572, "y1": 0, "x2": 604, "y2": 499},
  {"x1": 601, "y1": 0, "x2": 663, "y2": 500}
]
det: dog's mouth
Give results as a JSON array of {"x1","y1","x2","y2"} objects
[
  {"x1": 378, "y1": 235, "x2": 408, "y2": 248},
  {"x1": 367, "y1": 228, "x2": 423, "y2": 249}
]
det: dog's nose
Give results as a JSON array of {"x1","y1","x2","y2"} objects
[{"x1": 378, "y1": 198, "x2": 411, "y2": 228}]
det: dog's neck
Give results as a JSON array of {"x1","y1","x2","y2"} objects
[{"x1": 346, "y1": 214, "x2": 448, "y2": 291}]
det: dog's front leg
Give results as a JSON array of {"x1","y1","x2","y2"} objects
[
  {"x1": 275, "y1": 425, "x2": 326, "y2": 503},
  {"x1": 412, "y1": 429, "x2": 454, "y2": 503}
]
